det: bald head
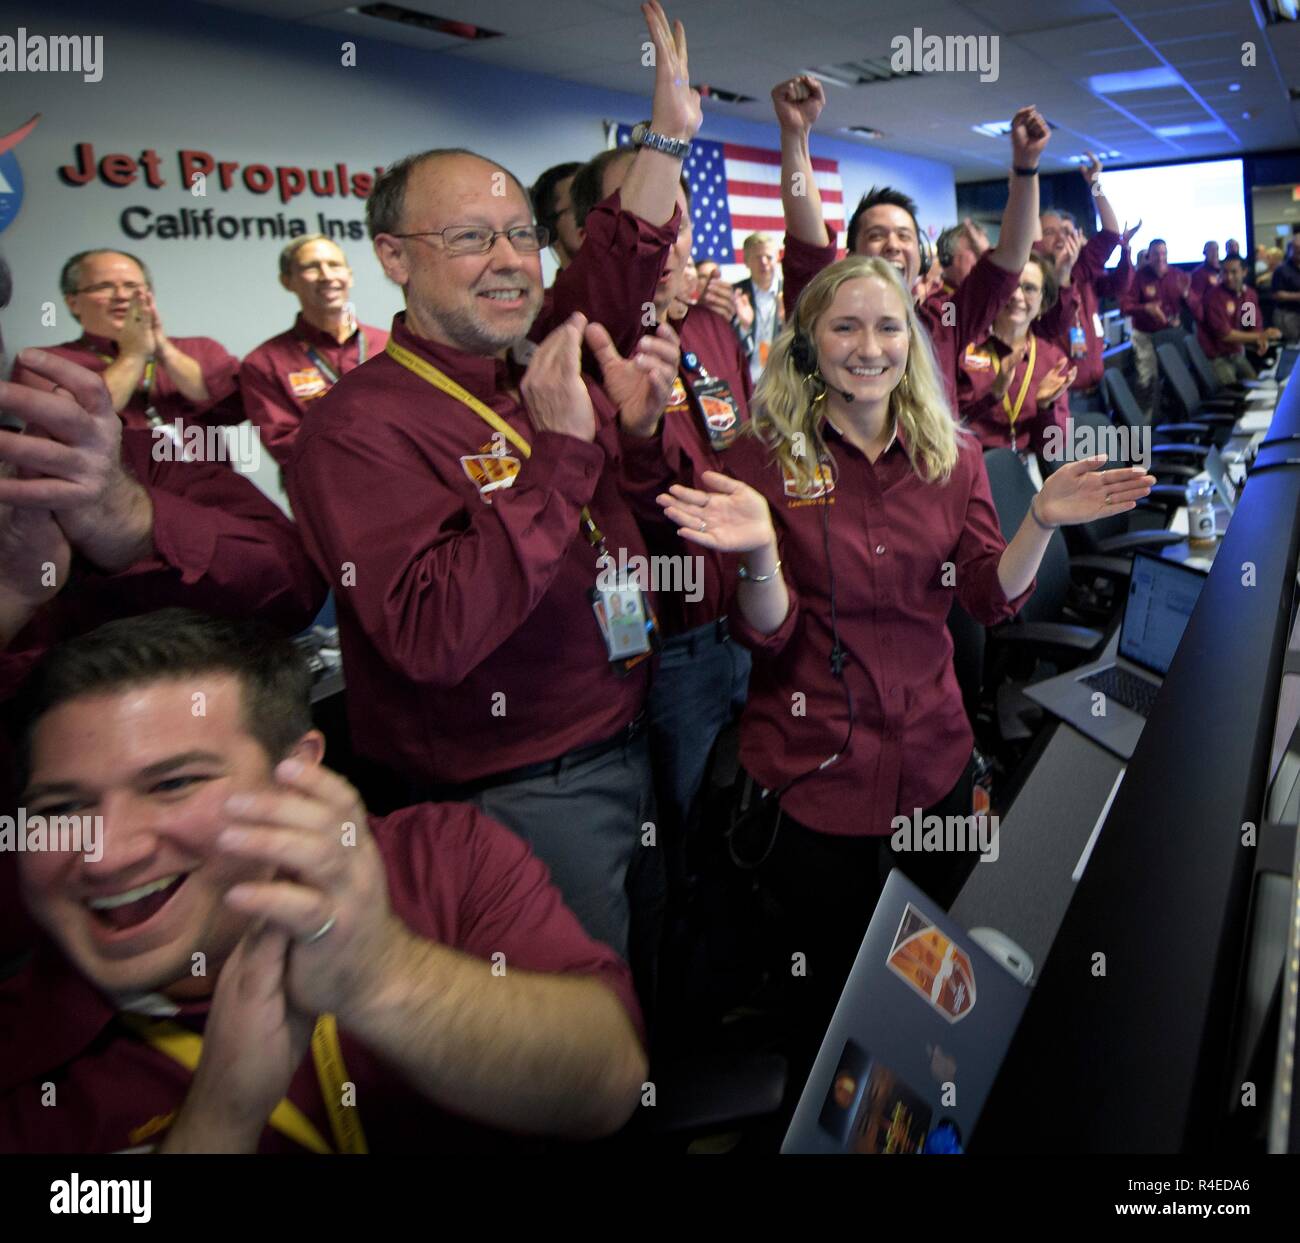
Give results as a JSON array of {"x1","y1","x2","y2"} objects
[{"x1": 366, "y1": 148, "x2": 531, "y2": 240}]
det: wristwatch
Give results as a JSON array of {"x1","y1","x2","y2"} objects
[{"x1": 630, "y1": 122, "x2": 692, "y2": 161}]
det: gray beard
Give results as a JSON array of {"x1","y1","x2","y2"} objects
[{"x1": 414, "y1": 293, "x2": 540, "y2": 357}]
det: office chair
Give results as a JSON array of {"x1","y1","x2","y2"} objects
[
  {"x1": 1043, "y1": 408, "x2": 1184, "y2": 562},
  {"x1": 975, "y1": 450, "x2": 1117, "y2": 749},
  {"x1": 1182, "y1": 332, "x2": 1265, "y2": 403},
  {"x1": 1155, "y1": 343, "x2": 1250, "y2": 441},
  {"x1": 1101, "y1": 369, "x2": 1213, "y2": 478}
]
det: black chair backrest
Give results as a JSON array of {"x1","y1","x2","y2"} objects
[
  {"x1": 1156, "y1": 343, "x2": 1201, "y2": 420},
  {"x1": 1182, "y1": 332, "x2": 1220, "y2": 397},
  {"x1": 1101, "y1": 369, "x2": 1146, "y2": 431},
  {"x1": 981, "y1": 448, "x2": 1070, "y2": 624}
]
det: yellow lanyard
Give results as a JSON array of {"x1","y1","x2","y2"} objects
[
  {"x1": 385, "y1": 338, "x2": 604, "y2": 547},
  {"x1": 988, "y1": 335, "x2": 1036, "y2": 431},
  {"x1": 121, "y1": 1011, "x2": 368, "y2": 1154}
]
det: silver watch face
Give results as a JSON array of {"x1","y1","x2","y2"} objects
[{"x1": 631, "y1": 123, "x2": 648, "y2": 146}]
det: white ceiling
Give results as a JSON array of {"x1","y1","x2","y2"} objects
[{"x1": 202, "y1": 0, "x2": 1300, "y2": 180}]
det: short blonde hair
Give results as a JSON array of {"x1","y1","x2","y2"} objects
[
  {"x1": 743, "y1": 232, "x2": 777, "y2": 256},
  {"x1": 751, "y1": 255, "x2": 961, "y2": 490}
]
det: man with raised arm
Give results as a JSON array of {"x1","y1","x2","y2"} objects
[{"x1": 770, "y1": 73, "x2": 1050, "y2": 406}]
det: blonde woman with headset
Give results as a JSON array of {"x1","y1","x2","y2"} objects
[{"x1": 658, "y1": 255, "x2": 1152, "y2": 1066}]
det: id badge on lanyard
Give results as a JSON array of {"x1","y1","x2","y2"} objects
[
  {"x1": 683, "y1": 350, "x2": 740, "y2": 452},
  {"x1": 585, "y1": 512, "x2": 659, "y2": 672},
  {"x1": 384, "y1": 340, "x2": 658, "y2": 673},
  {"x1": 1068, "y1": 318, "x2": 1087, "y2": 360}
]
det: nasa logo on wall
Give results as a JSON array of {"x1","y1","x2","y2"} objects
[{"x1": 0, "y1": 114, "x2": 41, "y2": 236}]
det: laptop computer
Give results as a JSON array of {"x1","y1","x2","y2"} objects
[
  {"x1": 1025, "y1": 552, "x2": 1207, "y2": 760},
  {"x1": 782, "y1": 870, "x2": 1030, "y2": 1154}
]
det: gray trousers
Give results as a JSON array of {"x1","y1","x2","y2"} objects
[
  {"x1": 1130, "y1": 328, "x2": 1159, "y2": 418},
  {"x1": 1211, "y1": 353, "x2": 1257, "y2": 388},
  {"x1": 465, "y1": 733, "x2": 658, "y2": 964}
]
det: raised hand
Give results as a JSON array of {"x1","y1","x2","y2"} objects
[
  {"x1": 160, "y1": 920, "x2": 313, "y2": 1152},
  {"x1": 521, "y1": 312, "x2": 597, "y2": 443},
  {"x1": 219, "y1": 759, "x2": 405, "y2": 1025},
  {"x1": 1056, "y1": 228, "x2": 1082, "y2": 283},
  {"x1": 990, "y1": 339, "x2": 1029, "y2": 401},
  {"x1": 699, "y1": 274, "x2": 738, "y2": 322},
  {"x1": 1121, "y1": 218, "x2": 1142, "y2": 249},
  {"x1": 960, "y1": 217, "x2": 991, "y2": 258},
  {"x1": 733, "y1": 288, "x2": 755, "y2": 331},
  {"x1": 1010, "y1": 105, "x2": 1051, "y2": 167},
  {"x1": 644, "y1": 1, "x2": 701, "y2": 141},
  {"x1": 657, "y1": 470, "x2": 775, "y2": 553},
  {"x1": 1037, "y1": 455, "x2": 1154, "y2": 526},
  {"x1": 1078, "y1": 151, "x2": 1102, "y2": 187},
  {"x1": 771, "y1": 73, "x2": 825, "y2": 135},
  {"x1": 117, "y1": 290, "x2": 156, "y2": 357},
  {"x1": 1036, "y1": 357, "x2": 1076, "y2": 408},
  {"x1": 586, "y1": 318, "x2": 681, "y2": 438},
  {"x1": 0, "y1": 349, "x2": 153, "y2": 573}
]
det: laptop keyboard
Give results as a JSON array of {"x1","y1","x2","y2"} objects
[{"x1": 1080, "y1": 665, "x2": 1160, "y2": 719}]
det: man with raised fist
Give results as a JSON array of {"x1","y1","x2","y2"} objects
[{"x1": 770, "y1": 73, "x2": 1050, "y2": 406}]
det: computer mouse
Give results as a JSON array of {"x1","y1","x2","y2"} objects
[{"x1": 969, "y1": 927, "x2": 1034, "y2": 986}]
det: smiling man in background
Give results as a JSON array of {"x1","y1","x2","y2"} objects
[{"x1": 240, "y1": 236, "x2": 391, "y2": 468}]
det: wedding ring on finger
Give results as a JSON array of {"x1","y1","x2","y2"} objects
[
  {"x1": 301, "y1": 914, "x2": 336, "y2": 945},
  {"x1": 699, "y1": 519, "x2": 708, "y2": 533}
]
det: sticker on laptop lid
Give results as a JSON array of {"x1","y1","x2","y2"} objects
[{"x1": 886, "y1": 903, "x2": 976, "y2": 1023}]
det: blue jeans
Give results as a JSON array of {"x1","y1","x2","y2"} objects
[{"x1": 647, "y1": 621, "x2": 751, "y2": 876}]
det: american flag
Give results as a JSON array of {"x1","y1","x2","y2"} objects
[{"x1": 611, "y1": 125, "x2": 845, "y2": 276}]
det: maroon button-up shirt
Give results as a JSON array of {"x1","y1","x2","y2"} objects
[
  {"x1": 1121, "y1": 265, "x2": 1188, "y2": 333},
  {"x1": 1034, "y1": 229, "x2": 1127, "y2": 392},
  {"x1": 11, "y1": 332, "x2": 242, "y2": 432},
  {"x1": 1197, "y1": 283, "x2": 1262, "y2": 360},
  {"x1": 532, "y1": 190, "x2": 679, "y2": 357},
  {"x1": 0, "y1": 427, "x2": 326, "y2": 955},
  {"x1": 286, "y1": 314, "x2": 657, "y2": 785},
  {"x1": 724, "y1": 427, "x2": 1032, "y2": 837},
  {"x1": 240, "y1": 314, "x2": 390, "y2": 467},
  {"x1": 0, "y1": 800, "x2": 642, "y2": 1153},
  {"x1": 957, "y1": 332, "x2": 1070, "y2": 456},
  {"x1": 782, "y1": 226, "x2": 1018, "y2": 409},
  {"x1": 624, "y1": 304, "x2": 754, "y2": 635},
  {"x1": 1187, "y1": 262, "x2": 1221, "y2": 323}
]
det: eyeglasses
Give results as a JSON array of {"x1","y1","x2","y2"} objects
[
  {"x1": 75, "y1": 282, "x2": 149, "y2": 297},
  {"x1": 389, "y1": 225, "x2": 549, "y2": 256}
]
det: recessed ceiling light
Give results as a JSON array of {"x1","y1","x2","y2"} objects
[
  {"x1": 841, "y1": 126, "x2": 884, "y2": 139},
  {"x1": 1228, "y1": 82, "x2": 1242, "y2": 92},
  {"x1": 971, "y1": 121, "x2": 1013, "y2": 138},
  {"x1": 1088, "y1": 67, "x2": 1182, "y2": 94}
]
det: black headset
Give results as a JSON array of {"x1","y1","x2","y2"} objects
[{"x1": 918, "y1": 228, "x2": 934, "y2": 278}]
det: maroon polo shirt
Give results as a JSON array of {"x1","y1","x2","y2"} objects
[
  {"x1": 781, "y1": 226, "x2": 1018, "y2": 408},
  {"x1": 532, "y1": 189, "x2": 679, "y2": 357},
  {"x1": 1187, "y1": 262, "x2": 1221, "y2": 323},
  {"x1": 0, "y1": 426, "x2": 327, "y2": 955},
  {"x1": 240, "y1": 315, "x2": 390, "y2": 467},
  {"x1": 1197, "y1": 283, "x2": 1263, "y2": 360},
  {"x1": 1034, "y1": 229, "x2": 1126, "y2": 392},
  {"x1": 958, "y1": 333, "x2": 1070, "y2": 456},
  {"x1": 286, "y1": 313, "x2": 657, "y2": 786},
  {"x1": 724, "y1": 426, "x2": 1032, "y2": 837},
  {"x1": 11, "y1": 332, "x2": 242, "y2": 432},
  {"x1": 1121, "y1": 265, "x2": 1187, "y2": 333},
  {"x1": 624, "y1": 303, "x2": 754, "y2": 635},
  {"x1": 0, "y1": 800, "x2": 643, "y2": 1153}
]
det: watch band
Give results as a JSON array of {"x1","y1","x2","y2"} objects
[
  {"x1": 1013, "y1": 165, "x2": 1039, "y2": 176},
  {"x1": 632, "y1": 124, "x2": 692, "y2": 160}
]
